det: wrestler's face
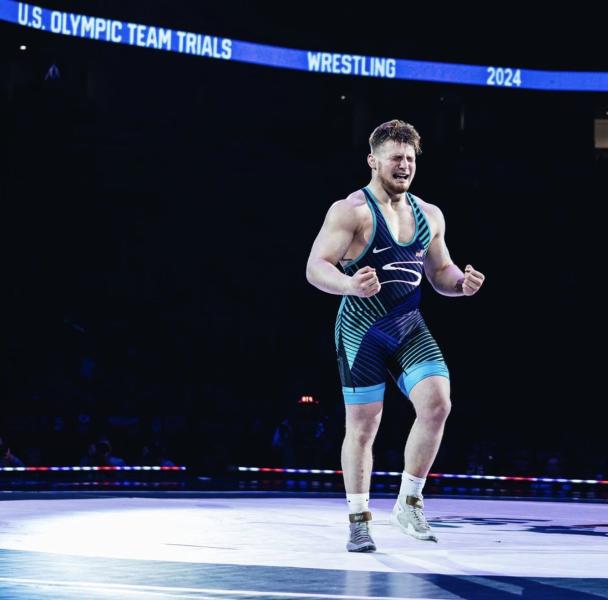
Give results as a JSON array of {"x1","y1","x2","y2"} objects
[{"x1": 369, "y1": 141, "x2": 416, "y2": 195}]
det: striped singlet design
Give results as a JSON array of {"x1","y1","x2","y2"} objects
[{"x1": 334, "y1": 187, "x2": 449, "y2": 404}]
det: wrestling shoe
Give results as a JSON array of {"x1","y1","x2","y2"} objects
[
  {"x1": 390, "y1": 495, "x2": 438, "y2": 542},
  {"x1": 346, "y1": 511, "x2": 377, "y2": 552}
]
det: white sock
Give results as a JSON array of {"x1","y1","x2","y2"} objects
[
  {"x1": 399, "y1": 471, "x2": 426, "y2": 499},
  {"x1": 346, "y1": 493, "x2": 369, "y2": 514}
]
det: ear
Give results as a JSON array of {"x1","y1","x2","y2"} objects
[{"x1": 367, "y1": 153, "x2": 376, "y2": 170}]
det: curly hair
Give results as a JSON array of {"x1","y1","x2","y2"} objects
[{"x1": 369, "y1": 119, "x2": 422, "y2": 155}]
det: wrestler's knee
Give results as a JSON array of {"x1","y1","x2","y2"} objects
[
  {"x1": 420, "y1": 396, "x2": 451, "y2": 424},
  {"x1": 410, "y1": 377, "x2": 452, "y2": 424},
  {"x1": 344, "y1": 405, "x2": 382, "y2": 446}
]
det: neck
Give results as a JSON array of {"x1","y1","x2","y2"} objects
[{"x1": 367, "y1": 180, "x2": 406, "y2": 205}]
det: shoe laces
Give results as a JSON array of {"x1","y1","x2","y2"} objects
[
  {"x1": 407, "y1": 501, "x2": 430, "y2": 530},
  {"x1": 350, "y1": 521, "x2": 373, "y2": 544}
]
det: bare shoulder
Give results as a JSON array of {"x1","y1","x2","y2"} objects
[
  {"x1": 411, "y1": 194, "x2": 442, "y2": 219},
  {"x1": 411, "y1": 194, "x2": 445, "y2": 235},
  {"x1": 325, "y1": 190, "x2": 368, "y2": 227},
  {"x1": 344, "y1": 188, "x2": 367, "y2": 208}
]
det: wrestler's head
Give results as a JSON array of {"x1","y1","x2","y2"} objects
[{"x1": 368, "y1": 119, "x2": 420, "y2": 195}]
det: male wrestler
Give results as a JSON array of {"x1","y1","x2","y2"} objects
[{"x1": 306, "y1": 119, "x2": 485, "y2": 551}]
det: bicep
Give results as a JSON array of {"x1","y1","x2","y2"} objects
[
  {"x1": 423, "y1": 207, "x2": 453, "y2": 275},
  {"x1": 424, "y1": 235, "x2": 452, "y2": 275},
  {"x1": 308, "y1": 203, "x2": 356, "y2": 266}
]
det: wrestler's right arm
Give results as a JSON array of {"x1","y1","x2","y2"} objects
[{"x1": 306, "y1": 201, "x2": 380, "y2": 298}]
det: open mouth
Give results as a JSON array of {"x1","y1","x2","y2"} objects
[{"x1": 394, "y1": 173, "x2": 409, "y2": 181}]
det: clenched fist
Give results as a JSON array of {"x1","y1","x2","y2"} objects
[
  {"x1": 347, "y1": 266, "x2": 381, "y2": 298},
  {"x1": 461, "y1": 264, "x2": 485, "y2": 296}
]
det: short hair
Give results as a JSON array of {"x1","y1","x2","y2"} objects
[{"x1": 369, "y1": 119, "x2": 422, "y2": 155}]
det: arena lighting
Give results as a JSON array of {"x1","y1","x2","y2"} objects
[
  {"x1": 298, "y1": 395, "x2": 318, "y2": 404},
  {"x1": 55, "y1": 481, "x2": 183, "y2": 487},
  {"x1": 2, "y1": 1, "x2": 608, "y2": 91},
  {"x1": 237, "y1": 466, "x2": 608, "y2": 485},
  {"x1": 0, "y1": 465, "x2": 186, "y2": 472}
]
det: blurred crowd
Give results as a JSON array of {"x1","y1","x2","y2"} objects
[
  {"x1": 3, "y1": 344, "x2": 605, "y2": 479},
  {"x1": 2, "y1": 416, "x2": 606, "y2": 480}
]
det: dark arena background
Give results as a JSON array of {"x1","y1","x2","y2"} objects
[{"x1": 1, "y1": 2, "x2": 607, "y2": 599}]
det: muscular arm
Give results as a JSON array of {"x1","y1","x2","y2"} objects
[
  {"x1": 423, "y1": 205, "x2": 467, "y2": 297},
  {"x1": 306, "y1": 200, "x2": 381, "y2": 298},
  {"x1": 305, "y1": 201, "x2": 356, "y2": 295}
]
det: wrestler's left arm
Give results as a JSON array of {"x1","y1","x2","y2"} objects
[{"x1": 422, "y1": 203, "x2": 485, "y2": 297}]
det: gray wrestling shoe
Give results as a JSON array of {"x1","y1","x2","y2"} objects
[
  {"x1": 346, "y1": 511, "x2": 377, "y2": 552},
  {"x1": 390, "y1": 495, "x2": 438, "y2": 542}
]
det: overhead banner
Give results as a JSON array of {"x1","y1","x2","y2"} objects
[{"x1": 2, "y1": 0, "x2": 608, "y2": 92}]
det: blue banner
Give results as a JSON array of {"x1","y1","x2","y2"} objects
[{"x1": 2, "y1": 0, "x2": 608, "y2": 92}]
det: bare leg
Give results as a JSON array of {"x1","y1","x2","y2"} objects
[
  {"x1": 403, "y1": 376, "x2": 451, "y2": 478},
  {"x1": 341, "y1": 402, "x2": 383, "y2": 493}
]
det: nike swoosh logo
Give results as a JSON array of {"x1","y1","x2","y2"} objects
[{"x1": 372, "y1": 246, "x2": 391, "y2": 254}]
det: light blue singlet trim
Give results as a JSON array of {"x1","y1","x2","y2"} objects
[
  {"x1": 364, "y1": 187, "x2": 418, "y2": 247},
  {"x1": 343, "y1": 382, "x2": 386, "y2": 404},
  {"x1": 408, "y1": 193, "x2": 433, "y2": 254},
  {"x1": 397, "y1": 361, "x2": 450, "y2": 397}
]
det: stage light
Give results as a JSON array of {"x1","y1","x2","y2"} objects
[
  {"x1": 0, "y1": 465, "x2": 186, "y2": 472},
  {"x1": 298, "y1": 395, "x2": 318, "y2": 404},
  {"x1": 236, "y1": 466, "x2": 608, "y2": 485}
]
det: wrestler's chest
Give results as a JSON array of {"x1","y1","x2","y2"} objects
[{"x1": 356, "y1": 208, "x2": 416, "y2": 244}]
